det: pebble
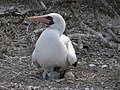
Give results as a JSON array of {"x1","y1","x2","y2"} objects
[
  {"x1": 89, "y1": 64, "x2": 96, "y2": 67},
  {"x1": 64, "y1": 71, "x2": 75, "y2": 80},
  {"x1": 101, "y1": 65, "x2": 108, "y2": 68}
]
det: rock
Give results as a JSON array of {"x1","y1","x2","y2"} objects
[
  {"x1": 64, "y1": 71, "x2": 75, "y2": 80},
  {"x1": 89, "y1": 64, "x2": 96, "y2": 67},
  {"x1": 0, "y1": 53, "x2": 5, "y2": 59},
  {"x1": 101, "y1": 64, "x2": 108, "y2": 68}
]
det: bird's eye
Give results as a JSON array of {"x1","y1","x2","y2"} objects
[
  {"x1": 45, "y1": 16, "x2": 54, "y2": 25},
  {"x1": 46, "y1": 16, "x2": 53, "y2": 20}
]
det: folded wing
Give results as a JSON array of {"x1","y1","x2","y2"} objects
[
  {"x1": 60, "y1": 34, "x2": 77, "y2": 67},
  {"x1": 32, "y1": 50, "x2": 41, "y2": 68}
]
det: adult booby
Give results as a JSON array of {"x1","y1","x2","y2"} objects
[{"x1": 28, "y1": 13, "x2": 77, "y2": 79}]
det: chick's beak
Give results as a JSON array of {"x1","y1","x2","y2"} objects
[{"x1": 28, "y1": 16, "x2": 50, "y2": 24}]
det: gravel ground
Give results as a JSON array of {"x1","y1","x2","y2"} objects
[{"x1": 0, "y1": 0, "x2": 120, "y2": 90}]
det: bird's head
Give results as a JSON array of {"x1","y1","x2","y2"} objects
[{"x1": 28, "y1": 13, "x2": 66, "y2": 34}]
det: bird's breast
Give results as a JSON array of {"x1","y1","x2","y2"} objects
[
  {"x1": 36, "y1": 31, "x2": 64, "y2": 54},
  {"x1": 34, "y1": 31, "x2": 68, "y2": 68}
]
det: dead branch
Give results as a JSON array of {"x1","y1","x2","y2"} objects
[
  {"x1": 72, "y1": 42, "x2": 82, "y2": 50},
  {"x1": 46, "y1": 0, "x2": 59, "y2": 12},
  {"x1": 0, "y1": 12, "x2": 24, "y2": 17},
  {"x1": 68, "y1": 33, "x2": 96, "y2": 39},
  {"x1": 35, "y1": 0, "x2": 47, "y2": 9},
  {"x1": 69, "y1": 3, "x2": 116, "y2": 49},
  {"x1": 68, "y1": 33, "x2": 96, "y2": 50},
  {"x1": 107, "y1": 28, "x2": 120, "y2": 43},
  {"x1": 97, "y1": 18, "x2": 120, "y2": 43},
  {"x1": 0, "y1": 9, "x2": 45, "y2": 18},
  {"x1": 40, "y1": 2, "x2": 47, "y2": 9},
  {"x1": 80, "y1": 22, "x2": 120, "y2": 49},
  {"x1": 113, "y1": 0, "x2": 118, "y2": 8},
  {"x1": 80, "y1": 22, "x2": 107, "y2": 43},
  {"x1": 0, "y1": 85, "x2": 9, "y2": 90},
  {"x1": 102, "y1": 0, "x2": 120, "y2": 19}
]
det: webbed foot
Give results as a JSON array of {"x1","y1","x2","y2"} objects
[{"x1": 42, "y1": 67, "x2": 60, "y2": 80}]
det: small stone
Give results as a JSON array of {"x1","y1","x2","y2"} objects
[
  {"x1": 34, "y1": 86, "x2": 39, "y2": 90},
  {"x1": 85, "y1": 87, "x2": 90, "y2": 90},
  {"x1": 77, "y1": 61, "x2": 81, "y2": 65},
  {"x1": 55, "y1": 79, "x2": 65, "y2": 82},
  {"x1": 0, "y1": 53, "x2": 5, "y2": 59},
  {"x1": 89, "y1": 64, "x2": 96, "y2": 67},
  {"x1": 101, "y1": 65, "x2": 108, "y2": 68},
  {"x1": 65, "y1": 87, "x2": 69, "y2": 90},
  {"x1": 64, "y1": 71, "x2": 75, "y2": 80},
  {"x1": 27, "y1": 86, "x2": 34, "y2": 90}
]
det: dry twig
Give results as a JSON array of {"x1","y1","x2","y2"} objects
[{"x1": 0, "y1": 85, "x2": 9, "y2": 90}]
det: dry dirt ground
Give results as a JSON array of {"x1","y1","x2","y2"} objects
[{"x1": 0, "y1": 0, "x2": 120, "y2": 90}]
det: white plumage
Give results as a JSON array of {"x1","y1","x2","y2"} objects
[{"x1": 28, "y1": 13, "x2": 77, "y2": 79}]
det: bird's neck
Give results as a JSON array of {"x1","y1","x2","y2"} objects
[{"x1": 48, "y1": 24, "x2": 65, "y2": 37}]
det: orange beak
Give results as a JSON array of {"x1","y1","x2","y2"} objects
[{"x1": 28, "y1": 16, "x2": 50, "y2": 24}]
